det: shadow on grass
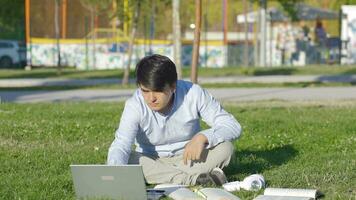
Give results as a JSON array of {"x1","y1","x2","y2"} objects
[
  {"x1": 253, "y1": 68, "x2": 296, "y2": 76},
  {"x1": 315, "y1": 74, "x2": 356, "y2": 83},
  {"x1": 0, "y1": 68, "x2": 85, "y2": 79},
  {"x1": 343, "y1": 68, "x2": 356, "y2": 75},
  {"x1": 0, "y1": 87, "x2": 134, "y2": 102},
  {"x1": 0, "y1": 68, "x2": 136, "y2": 79},
  {"x1": 225, "y1": 144, "x2": 298, "y2": 176}
]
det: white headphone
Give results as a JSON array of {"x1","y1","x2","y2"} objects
[{"x1": 223, "y1": 174, "x2": 265, "y2": 192}]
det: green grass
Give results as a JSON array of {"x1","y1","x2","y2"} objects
[
  {"x1": 201, "y1": 82, "x2": 356, "y2": 88},
  {"x1": 0, "y1": 68, "x2": 133, "y2": 79},
  {"x1": 0, "y1": 82, "x2": 355, "y2": 91},
  {"x1": 0, "y1": 84, "x2": 137, "y2": 91},
  {"x1": 1, "y1": 65, "x2": 356, "y2": 79},
  {"x1": 1, "y1": 102, "x2": 355, "y2": 199},
  {"x1": 196, "y1": 65, "x2": 356, "y2": 77}
]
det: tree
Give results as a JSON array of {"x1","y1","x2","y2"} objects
[
  {"x1": 0, "y1": 0, "x2": 25, "y2": 40},
  {"x1": 243, "y1": 0, "x2": 249, "y2": 67},
  {"x1": 80, "y1": 0, "x2": 111, "y2": 69},
  {"x1": 191, "y1": 0, "x2": 202, "y2": 83},
  {"x1": 122, "y1": 0, "x2": 141, "y2": 85},
  {"x1": 277, "y1": 0, "x2": 303, "y2": 22},
  {"x1": 54, "y1": 0, "x2": 61, "y2": 74},
  {"x1": 172, "y1": 0, "x2": 182, "y2": 79}
]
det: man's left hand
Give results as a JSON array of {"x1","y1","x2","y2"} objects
[{"x1": 183, "y1": 134, "x2": 208, "y2": 165}]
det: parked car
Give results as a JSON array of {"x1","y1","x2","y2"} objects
[{"x1": 0, "y1": 40, "x2": 26, "y2": 68}]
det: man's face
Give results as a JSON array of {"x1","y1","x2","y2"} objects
[{"x1": 139, "y1": 84, "x2": 176, "y2": 114}]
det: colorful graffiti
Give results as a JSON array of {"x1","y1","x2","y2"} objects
[{"x1": 27, "y1": 41, "x2": 226, "y2": 69}]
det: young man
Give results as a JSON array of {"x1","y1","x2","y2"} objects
[{"x1": 107, "y1": 54, "x2": 242, "y2": 186}]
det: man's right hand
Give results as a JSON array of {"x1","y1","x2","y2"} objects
[{"x1": 183, "y1": 134, "x2": 208, "y2": 165}]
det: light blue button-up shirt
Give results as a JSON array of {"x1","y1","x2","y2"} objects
[{"x1": 107, "y1": 80, "x2": 242, "y2": 165}]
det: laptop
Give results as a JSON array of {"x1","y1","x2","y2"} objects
[{"x1": 70, "y1": 165, "x2": 148, "y2": 200}]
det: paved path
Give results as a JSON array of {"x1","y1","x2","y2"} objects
[
  {"x1": 1, "y1": 87, "x2": 356, "y2": 103},
  {"x1": 1, "y1": 74, "x2": 356, "y2": 87}
]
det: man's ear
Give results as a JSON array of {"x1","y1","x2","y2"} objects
[{"x1": 171, "y1": 83, "x2": 177, "y2": 92}]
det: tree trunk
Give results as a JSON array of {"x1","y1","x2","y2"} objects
[
  {"x1": 55, "y1": 0, "x2": 61, "y2": 75},
  {"x1": 149, "y1": 0, "x2": 155, "y2": 54},
  {"x1": 172, "y1": 0, "x2": 182, "y2": 80},
  {"x1": 222, "y1": 0, "x2": 228, "y2": 45},
  {"x1": 243, "y1": 0, "x2": 249, "y2": 67},
  {"x1": 191, "y1": 0, "x2": 202, "y2": 84},
  {"x1": 122, "y1": 0, "x2": 141, "y2": 85},
  {"x1": 91, "y1": 9, "x2": 96, "y2": 70},
  {"x1": 259, "y1": 0, "x2": 267, "y2": 67}
]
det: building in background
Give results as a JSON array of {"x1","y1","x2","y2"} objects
[{"x1": 341, "y1": 5, "x2": 356, "y2": 65}]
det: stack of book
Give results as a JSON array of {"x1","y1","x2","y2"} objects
[{"x1": 150, "y1": 184, "x2": 321, "y2": 200}]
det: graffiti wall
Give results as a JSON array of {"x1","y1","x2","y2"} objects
[{"x1": 27, "y1": 40, "x2": 227, "y2": 69}]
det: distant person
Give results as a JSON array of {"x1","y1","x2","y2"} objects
[
  {"x1": 314, "y1": 18, "x2": 328, "y2": 64},
  {"x1": 276, "y1": 21, "x2": 296, "y2": 65},
  {"x1": 107, "y1": 54, "x2": 242, "y2": 186},
  {"x1": 300, "y1": 20, "x2": 311, "y2": 42},
  {"x1": 314, "y1": 19, "x2": 327, "y2": 46}
]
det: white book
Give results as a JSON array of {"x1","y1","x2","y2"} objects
[
  {"x1": 168, "y1": 188, "x2": 204, "y2": 200},
  {"x1": 154, "y1": 184, "x2": 203, "y2": 200},
  {"x1": 154, "y1": 183, "x2": 187, "y2": 195},
  {"x1": 254, "y1": 188, "x2": 322, "y2": 200},
  {"x1": 197, "y1": 188, "x2": 241, "y2": 200},
  {"x1": 154, "y1": 184, "x2": 241, "y2": 200}
]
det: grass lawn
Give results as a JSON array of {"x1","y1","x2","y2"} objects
[
  {"x1": 0, "y1": 102, "x2": 355, "y2": 199},
  {"x1": 0, "y1": 65, "x2": 356, "y2": 79},
  {"x1": 0, "y1": 82, "x2": 355, "y2": 91}
]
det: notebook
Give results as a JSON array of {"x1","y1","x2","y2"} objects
[{"x1": 70, "y1": 165, "x2": 148, "y2": 200}]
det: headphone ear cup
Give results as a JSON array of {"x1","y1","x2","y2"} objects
[{"x1": 241, "y1": 174, "x2": 265, "y2": 191}]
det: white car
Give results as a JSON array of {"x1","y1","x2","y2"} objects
[{"x1": 0, "y1": 40, "x2": 26, "y2": 68}]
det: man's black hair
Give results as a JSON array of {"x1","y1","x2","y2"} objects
[{"x1": 135, "y1": 54, "x2": 177, "y2": 91}]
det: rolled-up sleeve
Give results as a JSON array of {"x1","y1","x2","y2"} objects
[
  {"x1": 107, "y1": 99, "x2": 140, "y2": 165},
  {"x1": 196, "y1": 86, "x2": 242, "y2": 149}
]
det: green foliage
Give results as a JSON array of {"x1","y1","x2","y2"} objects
[
  {"x1": 79, "y1": 0, "x2": 112, "y2": 12},
  {"x1": 346, "y1": 0, "x2": 356, "y2": 4},
  {"x1": 276, "y1": 0, "x2": 303, "y2": 21},
  {"x1": 0, "y1": 102, "x2": 355, "y2": 199},
  {"x1": 0, "y1": 0, "x2": 25, "y2": 40}
]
